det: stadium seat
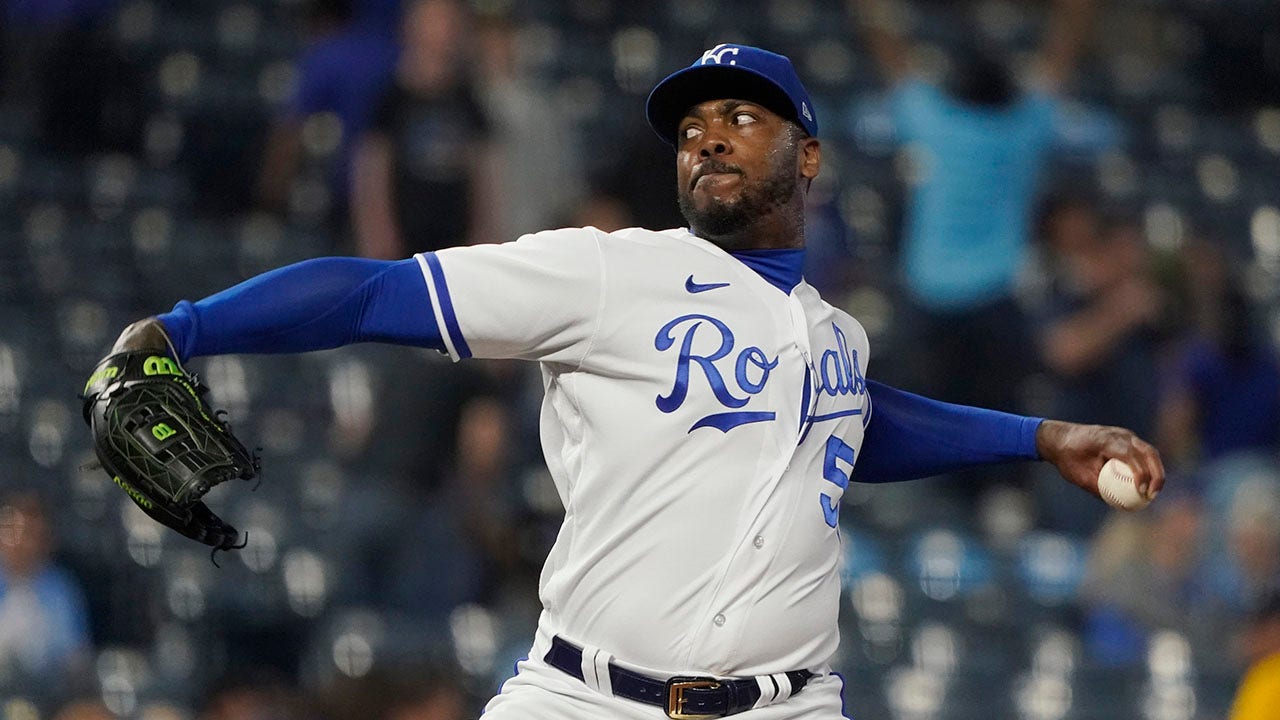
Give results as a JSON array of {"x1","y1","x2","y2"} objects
[
  {"x1": 1015, "y1": 531, "x2": 1088, "y2": 610},
  {"x1": 904, "y1": 527, "x2": 996, "y2": 608}
]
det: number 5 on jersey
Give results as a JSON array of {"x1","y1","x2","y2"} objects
[{"x1": 821, "y1": 435, "x2": 856, "y2": 527}]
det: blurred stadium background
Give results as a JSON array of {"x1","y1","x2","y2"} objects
[{"x1": 2, "y1": 0, "x2": 1280, "y2": 718}]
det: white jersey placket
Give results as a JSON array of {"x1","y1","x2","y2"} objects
[{"x1": 681, "y1": 278, "x2": 817, "y2": 672}]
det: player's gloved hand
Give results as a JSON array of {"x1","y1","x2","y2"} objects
[
  {"x1": 81, "y1": 320, "x2": 259, "y2": 554},
  {"x1": 1035, "y1": 419, "x2": 1165, "y2": 502}
]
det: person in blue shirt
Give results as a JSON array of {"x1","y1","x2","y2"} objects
[
  {"x1": 850, "y1": 0, "x2": 1095, "y2": 418},
  {"x1": 1158, "y1": 240, "x2": 1280, "y2": 466},
  {"x1": 0, "y1": 490, "x2": 91, "y2": 687},
  {"x1": 257, "y1": 0, "x2": 399, "y2": 227}
]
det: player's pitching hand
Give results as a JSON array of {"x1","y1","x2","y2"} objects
[{"x1": 1035, "y1": 419, "x2": 1165, "y2": 502}]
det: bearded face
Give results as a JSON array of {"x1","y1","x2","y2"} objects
[
  {"x1": 677, "y1": 138, "x2": 799, "y2": 242},
  {"x1": 673, "y1": 100, "x2": 808, "y2": 248}
]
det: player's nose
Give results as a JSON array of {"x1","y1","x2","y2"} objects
[
  {"x1": 697, "y1": 128, "x2": 731, "y2": 157},
  {"x1": 699, "y1": 141, "x2": 729, "y2": 158}
]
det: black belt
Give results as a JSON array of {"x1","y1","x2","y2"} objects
[{"x1": 544, "y1": 635, "x2": 813, "y2": 719}]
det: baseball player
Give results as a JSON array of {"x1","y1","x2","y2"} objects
[{"x1": 96, "y1": 45, "x2": 1164, "y2": 719}]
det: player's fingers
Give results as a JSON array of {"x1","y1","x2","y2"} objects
[
  {"x1": 1102, "y1": 427, "x2": 1153, "y2": 496},
  {"x1": 1113, "y1": 431, "x2": 1160, "y2": 499},
  {"x1": 1131, "y1": 436, "x2": 1165, "y2": 498},
  {"x1": 1125, "y1": 454, "x2": 1153, "y2": 498}
]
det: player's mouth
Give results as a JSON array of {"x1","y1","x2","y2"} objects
[
  {"x1": 694, "y1": 173, "x2": 742, "y2": 192},
  {"x1": 690, "y1": 163, "x2": 743, "y2": 190}
]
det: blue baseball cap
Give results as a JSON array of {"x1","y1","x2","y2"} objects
[{"x1": 646, "y1": 44, "x2": 818, "y2": 146}]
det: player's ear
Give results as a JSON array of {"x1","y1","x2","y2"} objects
[{"x1": 799, "y1": 137, "x2": 821, "y2": 181}]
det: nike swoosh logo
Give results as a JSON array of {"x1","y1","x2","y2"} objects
[{"x1": 685, "y1": 275, "x2": 730, "y2": 293}]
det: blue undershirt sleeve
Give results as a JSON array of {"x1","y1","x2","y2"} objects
[
  {"x1": 852, "y1": 380, "x2": 1044, "y2": 483},
  {"x1": 155, "y1": 257, "x2": 444, "y2": 362}
]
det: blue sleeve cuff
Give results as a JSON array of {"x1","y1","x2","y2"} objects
[
  {"x1": 157, "y1": 301, "x2": 199, "y2": 362},
  {"x1": 1022, "y1": 416, "x2": 1045, "y2": 461}
]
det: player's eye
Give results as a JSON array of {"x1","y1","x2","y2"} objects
[
  {"x1": 682, "y1": 125, "x2": 703, "y2": 141},
  {"x1": 732, "y1": 112, "x2": 757, "y2": 125}
]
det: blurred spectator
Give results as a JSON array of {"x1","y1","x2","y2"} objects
[
  {"x1": 1191, "y1": 3, "x2": 1280, "y2": 112},
  {"x1": 351, "y1": 0, "x2": 502, "y2": 258},
  {"x1": 257, "y1": 0, "x2": 399, "y2": 223},
  {"x1": 1081, "y1": 469, "x2": 1280, "y2": 670},
  {"x1": 0, "y1": 490, "x2": 91, "y2": 688},
  {"x1": 849, "y1": 0, "x2": 1097, "y2": 415},
  {"x1": 200, "y1": 669, "x2": 309, "y2": 720},
  {"x1": 474, "y1": 10, "x2": 585, "y2": 239},
  {"x1": 320, "y1": 666, "x2": 466, "y2": 720},
  {"x1": 1204, "y1": 472, "x2": 1280, "y2": 616},
  {"x1": 1034, "y1": 208, "x2": 1166, "y2": 534},
  {"x1": 355, "y1": 0, "x2": 404, "y2": 35},
  {"x1": 1078, "y1": 494, "x2": 1206, "y2": 667},
  {"x1": 1230, "y1": 592, "x2": 1280, "y2": 720},
  {"x1": 594, "y1": 122, "x2": 686, "y2": 232},
  {"x1": 2, "y1": 0, "x2": 115, "y2": 27},
  {"x1": 799, "y1": 177, "x2": 857, "y2": 299},
  {"x1": 564, "y1": 191, "x2": 633, "y2": 233},
  {"x1": 325, "y1": 348, "x2": 518, "y2": 619},
  {"x1": 3, "y1": 0, "x2": 117, "y2": 99},
  {"x1": 383, "y1": 678, "x2": 466, "y2": 720},
  {"x1": 385, "y1": 368, "x2": 521, "y2": 617},
  {"x1": 3, "y1": 0, "x2": 142, "y2": 154},
  {"x1": 1037, "y1": 208, "x2": 1163, "y2": 435},
  {"x1": 52, "y1": 699, "x2": 113, "y2": 720},
  {"x1": 1157, "y1": 240, "x2": 1280, "y2": 469}
]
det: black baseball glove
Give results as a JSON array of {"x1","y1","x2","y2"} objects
[{"x1": 82, "y1": 349, "x2": 259, "y2": 553}]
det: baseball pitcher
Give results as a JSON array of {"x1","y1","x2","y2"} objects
[{"x1": 84, "y1": 45, "x2": 1164, "y2": 719}]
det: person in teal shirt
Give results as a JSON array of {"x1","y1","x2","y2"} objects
[{"x1": 850, "y1": 0, "x2": 1096, "y2": 415}]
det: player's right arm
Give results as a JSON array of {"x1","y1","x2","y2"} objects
[{"x1": 853, "y1": 381, "x2": 1165, "y2": 502}]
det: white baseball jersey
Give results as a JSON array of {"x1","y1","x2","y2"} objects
[{"x1": 416, "y1": 226, "x2": 871, "y2": 682}]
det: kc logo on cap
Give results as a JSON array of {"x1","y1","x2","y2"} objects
[{"x1": 700, "y1": 44, "x2": 741, "y2": 66}]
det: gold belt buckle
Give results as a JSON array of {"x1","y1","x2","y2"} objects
[{"x1": 666, "y1": 678, "x2": 723, "y2": 719}]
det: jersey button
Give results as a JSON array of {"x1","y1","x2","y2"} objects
[
  {"x1": 713, "y1": 613, "x2": 726, "y2": 627},
  {"x1": 753, "y1": 535, "x2": 765, "y2": 549}
]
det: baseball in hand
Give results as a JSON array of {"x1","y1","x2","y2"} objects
[{"x1": 1097, "y1": 459, "x2": 1151, "y2": 511}]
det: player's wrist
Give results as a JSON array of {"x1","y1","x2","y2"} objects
[
  {"x1": 111, "y1": 318, "x2": 173, "y2": 355},
  {"x1": 1034, "y1": 419, "x2": 1069, "y2": 464}
]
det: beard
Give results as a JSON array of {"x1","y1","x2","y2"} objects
[{"x1": 677, "y1": 147, "x2": 798, "y2": 244}]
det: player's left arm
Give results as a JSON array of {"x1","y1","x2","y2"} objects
[
  {"x1": 111, "y1": 227, "x2": 605, "y2": 364},
  {"x1": 109, "y1": 256, "x2": 444, "y2": 357},
  {"x1": 853, "y1": 380, "x2": 1164, "y2": 502}
]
